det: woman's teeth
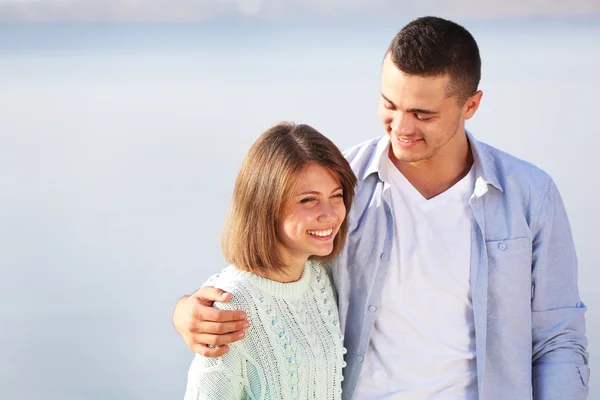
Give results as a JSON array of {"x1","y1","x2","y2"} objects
[{"x1": 308, "y1": 228, "x2": 333, "y2": 237}]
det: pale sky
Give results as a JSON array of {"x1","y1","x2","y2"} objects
[{"x1": 0, "y1": 0, "x2": 599, "y2": 21}]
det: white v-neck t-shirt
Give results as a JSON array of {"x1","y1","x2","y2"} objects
[{"x1": 355, "y1": 154, "x2": 478, "y2": 399}]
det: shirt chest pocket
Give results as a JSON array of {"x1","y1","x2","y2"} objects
[{"x1": 486, "y1": 237, "x2": 533, "y2": 308}]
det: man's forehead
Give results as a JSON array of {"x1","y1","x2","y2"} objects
[{"x1": 382, "y1": 70, "x2": 450, "y2": 106}]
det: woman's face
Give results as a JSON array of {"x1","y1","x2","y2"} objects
[{"x1": 278, "y1": 164, "x2": 347, "y2": 268}]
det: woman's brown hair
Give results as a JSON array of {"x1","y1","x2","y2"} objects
[{"x1": 222, "y1": 122, "x2": 357, "y2": 276}]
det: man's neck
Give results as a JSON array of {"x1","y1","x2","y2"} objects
[{"x1": 392, "y1": 138, "x2": 474, "y2": 200}]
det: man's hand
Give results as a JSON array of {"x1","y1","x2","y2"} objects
[{"x1": 173, "y1": 286, "x2": 249, "y2": 357}]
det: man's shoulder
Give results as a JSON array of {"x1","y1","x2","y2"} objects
[
  {"x1": 343, "y1": 136, "x2": 382, "y2": 159},
  {"x1": 343, "y1": 136, "x2": 385, "y2": 179},
  {"x1": 476, "y1": 138, "x2": 553, "y2": 192}
]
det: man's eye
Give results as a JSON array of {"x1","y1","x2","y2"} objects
[
  {"x1": 415, "y1": 114, "x2": 432, "y2": 121},
  {"x1": 385, "y1": 102, "x2": 394, "y2": 110}
]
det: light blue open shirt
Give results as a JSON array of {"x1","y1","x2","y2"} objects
[
  {"x1": 204, "y1": 131, "x2": 589, "y2": 399},
  {"x1": 335, "y1": 132, "x2": 589, "y2": 399}
]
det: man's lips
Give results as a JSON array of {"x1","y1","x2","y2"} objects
[{"x1": 394, "y1": 136, "x2": 424, "y2": 148}]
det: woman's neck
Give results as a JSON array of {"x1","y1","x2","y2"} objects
[{"x1": 263, "y1": 251, "x2": 308, "y2": 283}]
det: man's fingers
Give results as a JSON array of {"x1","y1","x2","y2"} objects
[
  {"x1": 198, "y1": 320, "x2": 250, "y2": 335},
  {"x1": 194, "y1": 286, "x2": 232, "y2": 303},
  {"x1": 192, "y1": 344, "x2": 230, "y2": 357},
  {"x1": 194, "y1": 331, "x2": 246, "y2": 347},
  {"x1": 197, "y1": 306, "x2": 247, "y2": 323}
]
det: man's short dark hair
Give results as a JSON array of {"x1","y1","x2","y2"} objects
[{"x1": 387, "y1": 16, "x2": 482, "y2": 103}]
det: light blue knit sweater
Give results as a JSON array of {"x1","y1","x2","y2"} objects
[{"x1": 184, "y1": 261, "x2": 346, "y2": 399}]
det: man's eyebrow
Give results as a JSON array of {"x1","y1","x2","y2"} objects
[
  {"x1": 407, "y1": 108, "x2": 438, "y2": 115},
  {"x1": 380, "y1": 92, "x2": 395, "y2": 107},
  {"x1": 381, "y1": 92, "x2": 438, "y2": 115}
]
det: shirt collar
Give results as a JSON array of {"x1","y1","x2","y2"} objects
[
  {"x1": 467, "y1": 130, "x2": 503, "y2": 196},
  {"x1": 361, "y1": 131, "x2": 503, "y2": 196},
  {"x1": 361, "y1": 135, "x2": 392, "y2": 182}
]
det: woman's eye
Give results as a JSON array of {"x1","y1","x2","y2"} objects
[{"x1": 300, "y1": 197, "x2": 316, "y2": 204}]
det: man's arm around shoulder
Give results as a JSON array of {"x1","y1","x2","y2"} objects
[{"x1": 173, "y1": 270, "x2": 249, "y2": 357}]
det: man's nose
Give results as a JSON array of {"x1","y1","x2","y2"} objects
[{"x1": 390, "y1": 112, "x2": 415, "y2": 136}]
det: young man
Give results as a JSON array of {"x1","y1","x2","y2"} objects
[{"x1": 173, "y1": 16, "x2": 589, "y2": 399}]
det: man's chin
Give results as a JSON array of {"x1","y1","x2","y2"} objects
[{"x1": 391, "y1": 149, "x2": 428, "y2": 164}]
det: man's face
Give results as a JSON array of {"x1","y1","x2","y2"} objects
[{"x1": 378, "y1": 55, "x2": 478, "y2": 164}]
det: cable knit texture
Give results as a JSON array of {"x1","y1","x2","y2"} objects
[{"x1": 184, "y1": 261, "x2": 346, "y2": 400}]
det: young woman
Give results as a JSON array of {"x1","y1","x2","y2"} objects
[{"x1": 184, "y1": 122, "x2": 357, "y2": 399}]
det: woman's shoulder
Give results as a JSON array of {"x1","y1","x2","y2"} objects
[
  {"x1": 213, "y1": 266, "x2": 253, "y2": 292},
  {"x1": 212, "y1": 267, "x2": 267, "y2": 314}
]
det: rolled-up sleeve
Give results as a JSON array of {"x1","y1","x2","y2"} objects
[{"x1": 531, "y1": 178, "x2": 589, "y2": 399}]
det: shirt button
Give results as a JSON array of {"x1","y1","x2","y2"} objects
[
  {"x1": 498, "y1": 243, "x2": 507, "y2": 251},
  {"x1": 380, "y1": 253, "x2": 389, "y2": 261},
  {"x1": 368, "y1": 305, "x2": 378, "y2": 312},
  {"x1": 357, "y1": 355, "x2": 364, "y2": 362}
]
